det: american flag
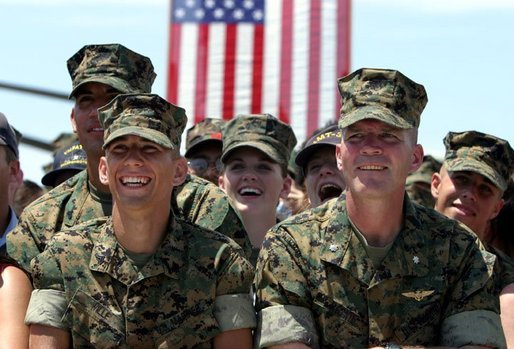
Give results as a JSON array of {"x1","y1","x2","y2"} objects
[{"x1": 167, "y1": 0, "x2": 351, "y2": 143}]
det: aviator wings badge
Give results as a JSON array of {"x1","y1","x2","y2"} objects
[{"x1": 401, "y1": 290, "x2": 435, "y2": 301}]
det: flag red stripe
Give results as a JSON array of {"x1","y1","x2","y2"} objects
[
  {"x1": 278, "y1": 0, "x2": 293, "y2": 124},
  {"x1": 335, "y1": 0, "x2": 352, "y2": 121},
  {"x1": 195, "y1": 24, "x2": 209, "y2": 123},
  {"x1": 222, "y1": 24, "x2": 237, "y2": 120},
  {"x1": 307, "y1": 0, "x2": 321, "y2": 135},
  {"x1": 251, "y1": 24, "x2": 264, "y2": 114},
  {"x1": 167, "y1": 23, "x2": 181, "y2": 104}
]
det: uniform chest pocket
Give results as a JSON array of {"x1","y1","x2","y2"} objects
[
  {"x1": 155, "y1": 299, "x2": 220, "y2": 349},
  {"x1": 67, "y1": 289, "x2": 125, "y2": 348}
]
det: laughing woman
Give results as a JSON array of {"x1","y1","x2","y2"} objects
[
  {"x1": 0, "y1": 255, "x2": 32, "y2": 349},
  {"x1": 218, "y1": 114, "x2": 297, "y2": 265}
]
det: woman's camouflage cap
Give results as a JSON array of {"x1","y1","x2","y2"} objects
[
  {"x1": 221, "y1": 114, "x2": 297, "y2": 168},
  {"x1": 67, "y1": 44, "x2": 156, "y2": 98},
  {"x1": 338, "y1": 68, "x2": 428, "y2": 129},
  {"x1": 99, "y1": 94, "x2": 187, "y2": 150},
  {"x1": 443, "y1": 130, "x2": 514, "y2": 191}
]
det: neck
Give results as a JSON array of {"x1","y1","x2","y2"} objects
[
  {"x1": 87, "y1": 157, "x2": 111, "y2": 194},
  {"x1": 239, "y1": 210, "x2": 277, "y2": 248},
  {"x1": 112, "y1": 204, "x2": 171, "y2": 254},
  {"x1": 346, "y1": 191, "x2": 405, "y2": 247}
]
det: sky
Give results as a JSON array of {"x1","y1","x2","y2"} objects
[{"x1": 1, "y1": 0, "x2": 514, "y2": 184}]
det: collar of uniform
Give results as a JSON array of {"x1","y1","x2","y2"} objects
[
  {"x1": 319, "y1": 194, "x2": 430, "y2": 285},
  {"x1": 63, "y1": 170, "x2": 110, "y2": 228},
  {"x1": 89, "y1": 214, "x2": 186, "y2": 285}
]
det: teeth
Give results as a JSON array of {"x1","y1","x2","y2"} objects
[
  {"x1": 320, "y1": 183, "x2": 340, "y2": 191},
  {"x1": 239, "y1": 187, "x2": 262, "y2": 195},
  {"x1": 359, "y1": 165, "x2": 385, "y2": 170},
  {"x1": 121, "y1": 177, "x2": 149, "y2": 185},
  {"x1": 91, "y1": 128, "x2": 104, "y2": 132}
]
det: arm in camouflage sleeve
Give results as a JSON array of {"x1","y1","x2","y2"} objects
[
  {"x1": 254, "y1": 227, "x2": 319, "y2": 349},
  {"x1": 440, "y1": 235, "x2": 506, "y2": 348}
]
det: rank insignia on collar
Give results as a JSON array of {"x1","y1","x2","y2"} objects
[{"x1": 401, "y1": 290, "x2": 434, "y2": 301}]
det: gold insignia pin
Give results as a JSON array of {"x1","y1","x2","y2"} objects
[{"x1": 401, "y1": 290, "x2": 434, "y2": 301}]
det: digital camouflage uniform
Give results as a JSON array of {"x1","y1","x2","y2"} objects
[
  {"x1": 27, "y1": 215, "x2": 254, "y2": 348},
  {"x1": 7, "y1": 43, "x2": 250, "y2": 270},
  {"x1": 25, "y1": 94, "x2": 256, "y2": 348},
  {"x1": 405, "y1": 155, "x2": 441, "y2": 208},
  {"x1": 254, "y1": 68, "x2": 505, "y2": 348}
]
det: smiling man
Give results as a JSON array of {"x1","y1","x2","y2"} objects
[
  {"x1": 254, "y1": 68, "x2": 505, "y2": 348},
  {"x1": 432, "y1": 130, "x2": 514, "y2": 347},
  {"x1": 25, "y1": 94, "x2": 255, "y2": 348},
  {"x1": 8, "y1": 44, "x2": 251, "y2": 272}
]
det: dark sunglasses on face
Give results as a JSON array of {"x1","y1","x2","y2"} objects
[{"x1": 187, "y1": 158, "x2": 223, "y2": 173}]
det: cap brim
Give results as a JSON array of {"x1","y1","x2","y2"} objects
[
  {"x1": 221, "y1": 141, "x2": 282, "y2": 164},
  {"x1": 41, "y1": 168, "x2": 83, "y2": 187},
  {"x1": 103, "y1": 126, "x2": 174, "y2": 149},
  {"x1": 445, "y1": 158, "x2": 506, "y2": 191},
  {"x1": 69, "y1": 76, "x2": 135, "y2": 98},
  {"x1": 295, "y1": 143, "x2": 337, "y2": 168},
  {"x1": 339, "y1": 105, "x2": 413, "y2": 129},
  {"x1": 185, "y1": 138, "x2": 222, "y2": 158}
]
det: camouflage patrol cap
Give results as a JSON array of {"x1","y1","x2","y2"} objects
[
  {"x1": 221, "y1": 114, "x2": 297, "y2": 168},
  {"x1": 406, "y1": 155, "x2": 442, "y2": 185},
  {"x1": 338, "y1": 68, "x2": 428, "y2": 129},
  {"x1": 295, "y1": 124, "x2": 341, "y2": 168},
  {"x1": 0, "y1": 112, "x2": 18, "y2": 158},
  {"x1": 443, "y1": 131, "x2": 514, "y2": 191},
  {"x1": 99, "y1": 94, "x2": 187, "y2": 150},
  {"x1": 67, "y1": 44, "x2": 156, "y2": 98},
  {"x1": 185, "y1": 118, "x2": 224, "y2": 158},
  {"x1": 41, "y1": 141, "x2": 87, "y2": 187}
]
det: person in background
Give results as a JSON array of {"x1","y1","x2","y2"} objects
[
  {"x1": 254, "y1": 68, "x2": 505, "y2": 348},
  {"x1": 185, "y1": 118, "x2": 224, "y2": 184},
  {"x1": 219, "y1": 114, "x2": 296, "y2": 265},
  {"x1": 12, "y1": 180, "x2": 44, "y2": 217},
  {"x1": 276, "y1": 149, "x2": 309, "y2": 221},
  {"x1": 41, "y1": 140, "x2": 87, "y2": 188},
  {"x1": 431, "y1": 130, "x2": 514, "y2": 347},
  {"x1": 295, "y1": 123, "x2": 345, "y2": 208},
  {"x1": 0, "y1": 255, "x2": 32, "y2": 349},
  {"x1": 0, "y1": 113, "x2": 22, "y2": 255},
  {"x1": 406, "y1": 154, "x2": 441, "y2": 208},
  {"x1": 8, "y1": 43, "x2": 251, "y2": 272},
  {"x1": 26, "y1": 94, "x2": 255, "y2": 348}
]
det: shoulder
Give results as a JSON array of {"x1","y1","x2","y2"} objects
[
  {"x1": 19, "y1": 170, "x2": 87, "y2": 218},
  {"x1": 174, "y1": 174, "x2": 227, "y2": 201},
  {"x1": 177, "y1": 217, "x2": 235, "y2": 249}
]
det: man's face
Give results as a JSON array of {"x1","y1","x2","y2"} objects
[
  {"x1": 71, "y1": 82, "x2": 120, "y2": 159},
  {"x1": 99, "y1": 135, "x2": 187, "y2": 210},
  {"x1": 304, "y1": 145, "x2": 345, "y2": 207},
  {"x1": 432, "y1": 167, "x2": 503, "y2": 236},
  {"x1": 186, "y1": 142, "x2": 222, "y2": 184},
  {"x1": 218, "y1": 147, "x2": 291, "y2": 216},
  {"x1": 336, "y1": 119, "x2": 423, "y2": 200}
]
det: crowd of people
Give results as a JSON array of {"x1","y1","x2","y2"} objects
[{"x1": 0, "y1": 43, "x2": 513, "y2": 348}]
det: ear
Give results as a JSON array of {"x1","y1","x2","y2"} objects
[
  {"x1": 431, "y1": 172, "x2": 442, "y2": 199},
  {"x1": 98, "y1": 156, "x2": 109, "y2": 186},
  {"x1": 335, "y1": 143, "x2": 343, "y2": 172},
  {"x1": 8, "y1": 160, "x2": 22, "y2": 185},
  {"x1": 279, "y1": 175, "x2": 292, "y2": 200},
  {"x1": 409, "y1": 144, "x2": 424, "y2": 173},
  {"x1": 171, "y1": 157, "x2": 188, "y2": 187},
  {"x1": 70, "y1": 109, "x2": 78, "y2": 133},
  {"x1": 218, "y1": 173, "x2": 226, "y2": 191}
]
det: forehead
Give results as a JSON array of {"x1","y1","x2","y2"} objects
[
  {"x1": 307, "y1": 145, "x2": 336, "y2": 162},
  {"x1": 107, "y1": 134, "x2": 158, "y2": 147},
  {"x1": 225, "y1": 146, "x2": 275, "y2": 163}
]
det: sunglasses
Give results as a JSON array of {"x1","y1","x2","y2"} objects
[{"x1": 187, "y1": 158, "x2": 223, "y2": 173}]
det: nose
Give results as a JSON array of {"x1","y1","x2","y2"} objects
[
  {"x1": 461, "y1": 185, "x2": 478, "y2": 202},
  {"x1": 242, "y1": 168, "x2": 257, "y2": 181},
  {"x1": 360, "y1": 135, "x2": 382, "y2": 155},
  {"x1": 320, "y1": 163, "x2": 337, "y2": 176},
  {"x1": 124, "y1": 148, "x2": 144, "y2": 167}
]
